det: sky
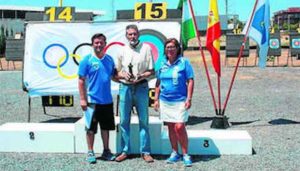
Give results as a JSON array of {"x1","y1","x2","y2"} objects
[
  {"x1": 0, "y1": 0, "x2": 299, "y2": 21},
  {"x1": 220, "y1": 0, "x2": 300, "y2": 21},
  {"x1": 115, "y1": 0, "x2": 300, "y2": 22}
]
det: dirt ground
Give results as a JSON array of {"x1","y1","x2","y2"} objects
[
  {"x1": 184, "y1": 48, "x2": 300, "y2": 67},
  {"x1": 1, "y1": 48, "x2": 299, "y2": 71}
]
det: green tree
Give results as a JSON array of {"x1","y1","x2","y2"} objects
[
  {"x1": 290, "y1": 23, "x2": 298, "y2": 31},
  {"x1": 273, "y1": 24, "x2": 279, "y2": 32},
  {"x1": 283, "y1": 23, "x2": 289, "y2": 30},
  {"x1": 0, "y1": 25, "x2": 6, "y2": 55}
]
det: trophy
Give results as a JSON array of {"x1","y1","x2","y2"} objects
[{"x1": 128, "y1": 63, "x2": 135, "y2": 81}]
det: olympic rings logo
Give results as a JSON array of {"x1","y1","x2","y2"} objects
[
  {"x1": 42, "y1": 29, "x2": 166, "y2": 80},
  {"x1": 42, "y1": 42, "x2": 124, "y2": 80}
]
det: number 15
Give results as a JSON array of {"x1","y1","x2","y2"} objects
[{"x1": 134, "y1": 3, "x2": 167, "y2": 20}]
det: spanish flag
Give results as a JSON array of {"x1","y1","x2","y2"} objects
[{"x1": 206, "y1": 0, "x2": 221, "y2": 76}]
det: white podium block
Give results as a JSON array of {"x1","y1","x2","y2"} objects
[
  {"x1": 0, "y1": 123, "x2": 74, "y2": 153},
  {"x1": 116, "y1": 116, "x2": 162, "y2": 154},
  {"x1": 74, "y1": 117, "x2": 117, "y2": 154},
  {"x1": 161, "y1": 129, "x2": 252, "y2": 155}
]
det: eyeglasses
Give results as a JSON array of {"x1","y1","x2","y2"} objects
[{"x1": 165, "y1": 46, "x2": 176, "y2": 50}]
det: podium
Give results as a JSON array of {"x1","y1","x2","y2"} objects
[
  {"x1": 0, "y1": 123, "x2": 74, "y2": 153},
  {"x1": 0, "y1": 117, "x2": 252, "y2": 155},
  {"x1": 161, "y1": 129, "x2": 252, "y2": 155}
]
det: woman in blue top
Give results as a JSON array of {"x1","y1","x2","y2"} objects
[{"x1": 154, "y1": 38, "x2": 194, "y2": 167}]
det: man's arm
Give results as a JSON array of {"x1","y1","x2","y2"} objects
[
  {"x1": 111, "y1": 68, "x2": 121, "y2": 82},
  {"x1": 135, "y1": 69, "x2": 154, "y2": 82},
  {"x1": 78, "y1": 76, "x2": 87, "y2": 111},
  {"x1": 153, "y1": 79, "x2": 160, "y2": 111},
  {"x1": 116, "y1": 70, "x2": 132, "y2": 81},
  {"x1": 142, "y1": 69, "x2": 154, "y2": 78}
]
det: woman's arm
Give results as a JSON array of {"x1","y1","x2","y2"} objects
[{"x1": 185, "y1": 78, "x2": 194, "y2": 109}]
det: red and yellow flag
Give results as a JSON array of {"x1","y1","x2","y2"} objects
[{"x1": 206, "y1": 0, "x2": 221, "y2": 76}]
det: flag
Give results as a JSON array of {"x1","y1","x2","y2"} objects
[
  {"x1": 206, "y1": 0, "x2": 221, "y2": 76},
  {"x1": 179, "y1": 0, "x2": 196, "y2": 49},
  {"x1": 242, "y1": 0, "x2": 270, "y2": 68}
]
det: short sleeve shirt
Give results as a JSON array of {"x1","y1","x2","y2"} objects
[
  {"x1": 156, "y1": 56, "x2": 194, "y2": 102},
  {"x1": 78, "y1": 53, "x2": 115, "y2": 104}
]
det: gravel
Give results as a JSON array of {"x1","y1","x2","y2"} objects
[{"x1": 0, "y1": 63, "x2": 300, "y2": 171}]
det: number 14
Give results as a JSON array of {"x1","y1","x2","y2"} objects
[{"x1": 45, "y1": 7, "x2": 73, "y2": 22}]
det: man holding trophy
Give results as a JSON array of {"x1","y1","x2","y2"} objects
[{"x1": 115, "y1": 24, "x2": 155, "y2": 163}]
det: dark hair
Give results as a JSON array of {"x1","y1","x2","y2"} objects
[
  {"x1": 91, "y1": 33, "x2": 106, "y2": 44},
  {"x1": 126, "y1": 24, "x2": 139, "y2": 34},
  {"x1": 164, "y1": 38, "x2": 182, "y2": 57}
]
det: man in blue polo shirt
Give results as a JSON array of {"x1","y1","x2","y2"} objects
[{"x1": 78, "y1": 33, "x2": 117, "y2": 164}]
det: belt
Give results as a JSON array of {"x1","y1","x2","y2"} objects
[
  {"x1": 137, "y1": 79, "x2": 148, "y2": 84},
  {"x1": 122, "y1": 79, "x2": 148, "y2": 85}
]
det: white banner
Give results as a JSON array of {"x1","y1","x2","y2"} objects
[{"x1": 23, "y1": 21, "x2": 181, "y2": 96}]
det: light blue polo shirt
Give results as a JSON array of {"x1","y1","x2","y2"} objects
[
  {"x1": 78, "y1": 53, "x2": 115, "y2": 104},
  {"x1": 156, "y1": 56, "x2": 194, "y2": 102}
]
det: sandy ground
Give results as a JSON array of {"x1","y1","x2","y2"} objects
[{"x1": 0, "y1": 48, "x2": 300, "y2": 170}]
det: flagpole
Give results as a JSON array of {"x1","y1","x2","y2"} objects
[
  {"x1": 218, "y1": 73, "x2": 221, "y2": 115},
  {"x1": 222, "y1": 0, "x2": 259, "y2": 115},
  {"x1": 187, "y1": 0, "x2": 218, "y2": 114},
  {"x1": 59, "y1": 0, "x2": 63, "y2": 7}
]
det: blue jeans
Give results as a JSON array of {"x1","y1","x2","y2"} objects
[{"x1": 119, "y1": 81, "x2": 151, "y2": 154}]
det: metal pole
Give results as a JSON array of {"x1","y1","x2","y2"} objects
[
  {"x1": 222, "y1": 0, "x2": 259, "y2": 114},
  {"x1": 111, "y1": 0, "x2": 115, "y2": 20},
  {"x1": 277, "y1": 16, "x2": 280, "y2": 30},
  {"x1": 288, "y1": 15, "x2": 290, "y2": 32},
  {"x1": 59, "y1": 0, "x2": 63, "y2": 7},
  {"x1": 225, "y1": 0, "x2": 228, "y2": 17},
  {"x1": 28, "y1": 97, "x2": 31, "y2": 122},
  {"x1": 187, "y1": 0, "x2": 218, "y2": 113}
]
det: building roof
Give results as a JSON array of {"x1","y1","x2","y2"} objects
[
  {"x1": 274, "y1": 7, "x2": 300, "y2": 15},
  {"x1": 0, "y1": 5, "x2": 105, "y2": 15}
]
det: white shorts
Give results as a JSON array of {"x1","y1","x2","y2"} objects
[{"x1": 159, "y1": 100, "x2": 189, "y2": 123}]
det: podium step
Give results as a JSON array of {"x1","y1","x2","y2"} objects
[
  {"x1": 161, "y1": 129, "x2": 252, "y2": 155},
  {"x1": 0, "y1": 118, "x2": 252, "y2": 155},
  {"x1": 0, "y1": 123, "x2": 74, "y2": 153},
  {"x1": 74, "y1": 116, "x2": 162, "y2": 154},
  {"x1": 74, "y1": 117, "x2": 117, "y2": 153},
  {"x1": 116, "y1": 116, "x2": 162, "y2": 154}
]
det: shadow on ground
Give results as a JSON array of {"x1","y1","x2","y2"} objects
[
  {"x1": 41, "y1": 117, "x2": 81, "y2": 123},
  {"x1": 153, "y1": 154, "x2": 220, "y2": 162},
  {"x1": 268, "y1": 118, "x2": 300, "y2": 125},
  {"x1": 187, "y1": 116, "x2": 214, "y2": 125},
  {"x1": 187, "y1": 116, "x2": 260, "y2": 127},
  {"x1": 230, "y1": 120, "x2": 260, "y2": 126}
]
